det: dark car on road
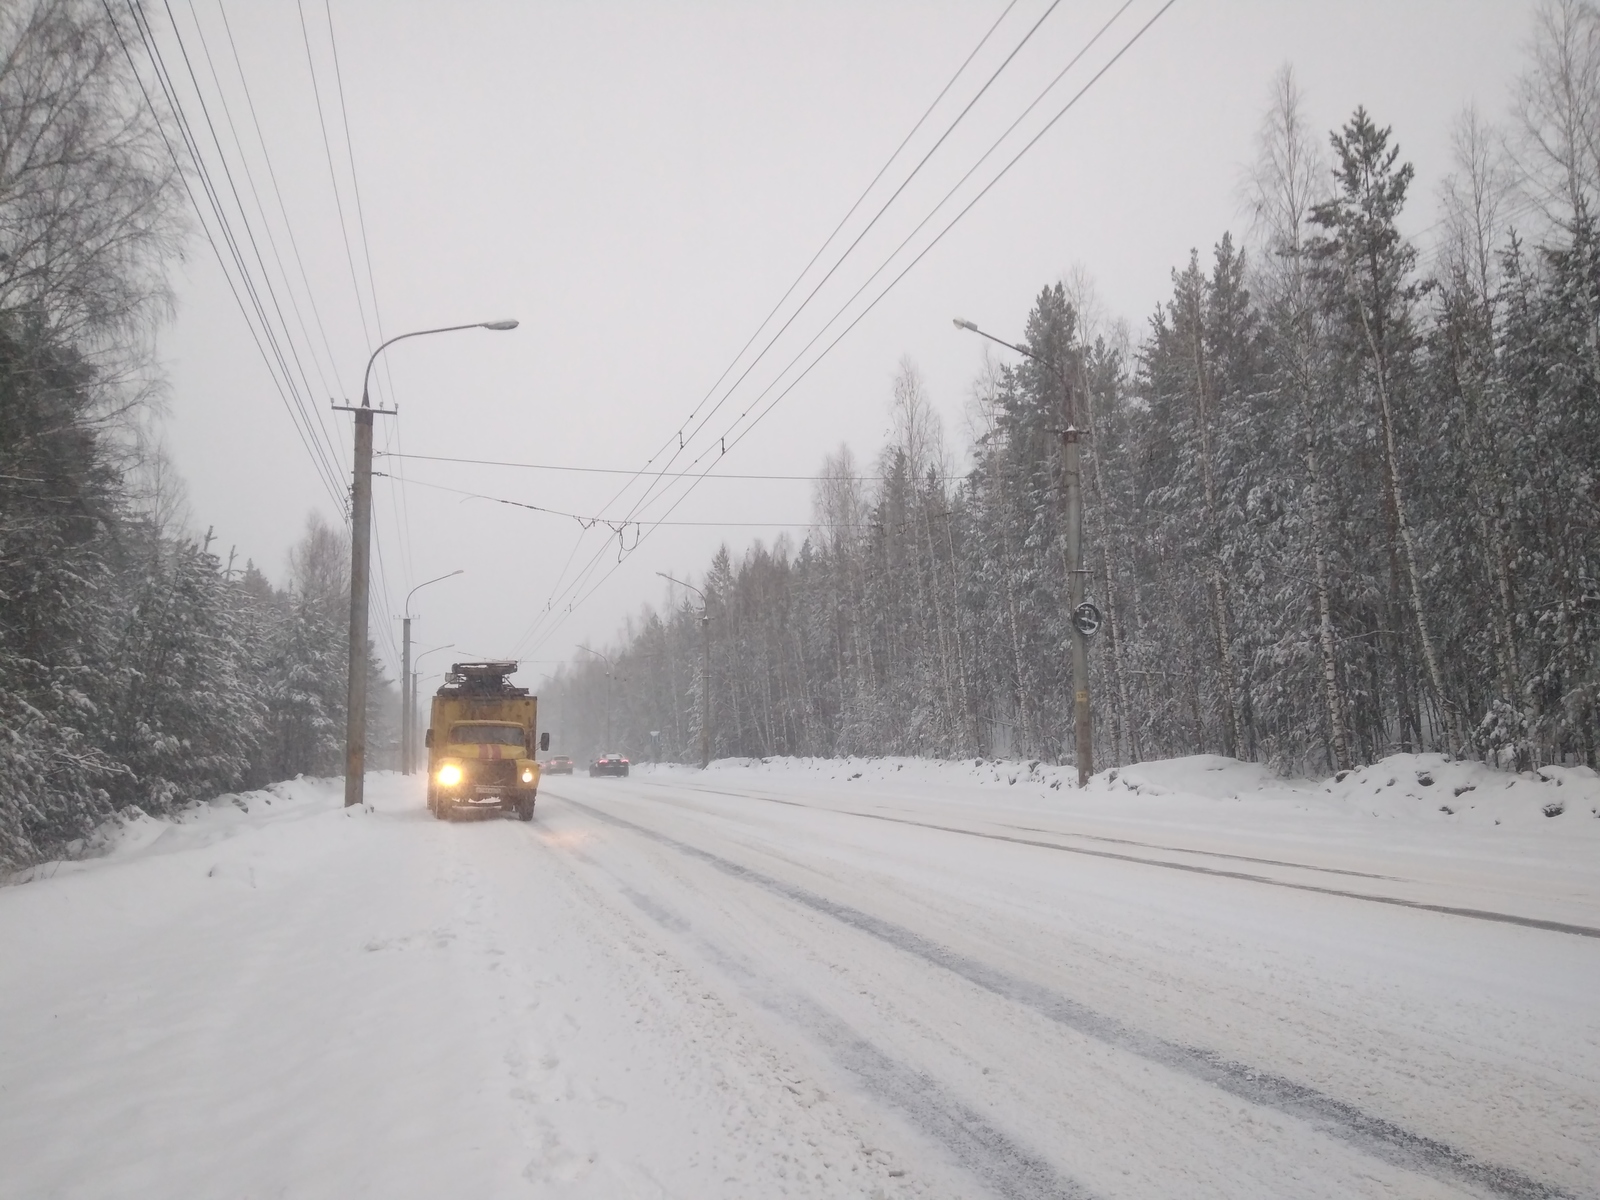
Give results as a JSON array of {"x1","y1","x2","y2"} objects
[
  {"x1": 590, "y1": 752, "x2": 630, "y2": 777},
  {"x1": 544, "y1": 755, "x2": 574, "y2": 775}
]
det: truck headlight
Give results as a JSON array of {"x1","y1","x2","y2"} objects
[
  {"x1": 437, "y1": 764, "x2": 462, "y2": 787},
  {"x1": 521, "y1": 768, "x2": 534, "y2": 783}
]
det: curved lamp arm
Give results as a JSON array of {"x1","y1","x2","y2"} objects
[
  {"x1": 577, "y1": 644, "x2": 614, "y2": 668},
  {"x1": 655, "y1": 571, "x2": 706, "y2": 605},
  {"x1": 361, "y1": 319, "x2": 519, "y2": 407},
  {"x1": 405, "y1": 569, "x2": 464, "y2": 618}
]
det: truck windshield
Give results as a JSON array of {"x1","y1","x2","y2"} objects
[{"x1": 450, "y1": 724, "x2": 524, "y2": 747}]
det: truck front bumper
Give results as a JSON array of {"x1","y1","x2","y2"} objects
[{"x1": 438, "y1": 787, "x2": 536, "y2": 814}]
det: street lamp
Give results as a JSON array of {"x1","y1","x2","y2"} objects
[
  {"x1": 410, "y1": 642, "x2": 455, "y2": 772},
  {"x1": 577, "y1": 645, "x2": 616, "y2": 749},
  {"x1": 401, "y1": 570, "x2": 464, "y2": 775},
  {"x1": 337, "y1": 319, "x2": 518, "y2": 808},
  {"x1": 658, "y1": 572, "x2": 711, "y2": 769},
  {"x1": 954, "y1": 317, "x2": 1094, "y2": 787}
]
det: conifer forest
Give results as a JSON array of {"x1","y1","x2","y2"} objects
[
  {"x1": 0, "y1": 3, "x2": 396, "y2": 869},
  {"x1": 550, "y1": 72, "x2": 1599, "y2": 777}
]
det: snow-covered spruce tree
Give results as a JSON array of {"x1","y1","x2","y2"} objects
[
  {"x1": 1310, "y1": 108, "x2": 1456, "y2": 755},
  {"x1": 258, "y1": 514, "x2": 351, "y2": 779},
  {"x1": 1137, "y1": 239, "x2": 1268, "y2": 762},
  {"x1": 1499, "y1": 216, "x2": 1600, "y2": 764},
  {"x1": 0, "y1": 0, "x2": 184, "y2": 867},
  {"x1": 1244, "y1": 66, "x2": 1355, "y2": 772},
  {"x1": 0, "y1": 327, "x2": 126, "y2": 868},
  {"x1": 97, "y1": 523, "x2": 265, "y2": 814}
]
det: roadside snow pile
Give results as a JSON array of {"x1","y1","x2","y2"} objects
[
  {"x1": 1094, "y1": 754, "x2": 1280, "y2": 799},
  {"x1": 657, "y1": 749, "x2": 1600, "y2": 838},
  {"x1": 3, "y1": 776, "x2": 347, "y2": 886},
  {"x1": 1317, "y1": 753, "x2": 1599, "y2": 828}
]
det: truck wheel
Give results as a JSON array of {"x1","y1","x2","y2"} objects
[
  {"x1": 435, "y1": 798, "x2": 452, "y2": 821},
  {"x1": 517, "y1": 795, "x2": 535, "y2": 822}
]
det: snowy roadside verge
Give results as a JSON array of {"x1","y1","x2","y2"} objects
[
  {"x1": 640, "y1": 749, "x2": 1600, "y2": 837},
  {"x1": 1, "y1": 774, "x2": 346, "y2": 887}
]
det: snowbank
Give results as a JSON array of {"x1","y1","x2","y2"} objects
[
  {"x1": 642, "y1": 748, "x2": 1600, "y2": 841},
  {"x1": 3, "y1": 775, "x2": 347, "y2": 886}
]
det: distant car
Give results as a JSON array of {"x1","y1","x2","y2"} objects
[
  {"x1": 590, "y1": 752, "x2": 630, "y2": 777},
  {"x1": 544, "y1": 755, "x2": 574, "y2": 775}
]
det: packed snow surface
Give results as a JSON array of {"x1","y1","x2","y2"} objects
[{"x1": 2, "y1": 754, "x2": 1597, "y2": 1199}]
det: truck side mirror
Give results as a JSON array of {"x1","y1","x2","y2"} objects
[
  {"x1": 539, "y1": 732, "x2": 550, "y2": 751},
  {"x1": 424, "y1": 728, "x2": 433, "y2": 748}
]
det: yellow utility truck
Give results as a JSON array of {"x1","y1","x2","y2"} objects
[{"x1": 425, "y1": 661, "x2": 548, "y2": 821}]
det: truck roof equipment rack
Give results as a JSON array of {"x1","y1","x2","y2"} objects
[{"x1": 439, "y1": 661, "x2": 528, "y2": 697}]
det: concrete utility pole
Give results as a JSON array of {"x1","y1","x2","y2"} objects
[
  {"x1": 401, "y1": 617, "x2": 409, "y2": 771},
  {"x1": 954, "y1": 318, "x2": 1094, "y2": 787},
  {"x1": 658, "y1": 573, "x2": 710, "y2": 768},
  {"x1": 336, "y1": 319, "x2": 517, "y2": 808},
  {"x1": 411, "y1": 643, "x2": 455, "y2": 772},
  {"x1": 1062, "y1": 420, "x2": 1092, "y2": 788},
  {"x1": 401, "y1": 570, "x2": 464, "y2": 775},
  {"x1": 334, "y1": 395, "x2": 388, "y2": 808}
]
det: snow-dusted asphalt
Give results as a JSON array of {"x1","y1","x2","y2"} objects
[{"x1": 2, "y1": 758, "x2": 1597, "y2": 1199}]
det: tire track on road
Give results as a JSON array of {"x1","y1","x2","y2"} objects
[
  {"x1": 653, "y1": 780, "x2": 1397, "y2": 880},
  {"x1": 640, "y1": 780, "x2": 1600, "y2": 940},
  {"x1": 553, "y1": 791, "x2": 1578, "y2": 1200},
  {"x1": 608, "y1": 878, "x2": 1096, "y2": 1200}
]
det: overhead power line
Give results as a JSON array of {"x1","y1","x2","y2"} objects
[
  {"x1": 575, "y1": 0, "x2": 1028, "y2": 527},
  {"x1": 511, "y1": 0, "x2": 1180, "y2": 660},
  {"x1": 374, "y1": 474, "x2": 863, "y2": 529},
  {"x1": 637, "y1": 0, "x2": 1063, "y2": 493},
  {"x1": 632, "y1": 0, "x2": 1181, "y2": 543},
  {"x1": 321, "y1": 0, "x2": 418, "y2": 604},
  {"x1": 214, "y1": 0, "x2": 345, "y2": 411},
  {"x1": 618, "y1": 0, "x2": 1141, "y2": 538},
  {"x1": 513, "y1": 0, "x2": 1044, "y2": 652},
  {"x1": 508, "y1": 0, "x2": 1057, "y2": 656},
  {"x1": 110, "y1": 0, "x2": 350, "y2": 517},
  {"x1": 375, "y1": 451, "x2": 883, "y2": 482},
  {"x1": 516, "y1": 0, "x2": 1127, "y2": 652}
]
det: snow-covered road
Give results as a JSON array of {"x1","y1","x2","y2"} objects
[{"x1": 3, "y1": 757, "x2": 1597, "y2": 1199}]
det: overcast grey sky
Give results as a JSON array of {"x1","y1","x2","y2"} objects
[{"x1": 151, "y1": 0, "x2": 1534, "y2": 694}]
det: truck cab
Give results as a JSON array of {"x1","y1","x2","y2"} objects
[{"x1": 426, "y1": 662, "x2": 549, "y2": 821}]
